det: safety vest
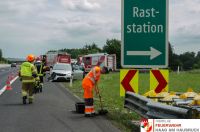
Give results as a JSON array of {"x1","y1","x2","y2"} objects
[
  {"x1": 39, "y1": 63, "x2": 43, "y2": 76},
  {"x1": 20, "y1": 62, "x2": 35, "y2": 83},
  {"x1": 36, "y1": 62, "x2": 44, "y2": 77}
]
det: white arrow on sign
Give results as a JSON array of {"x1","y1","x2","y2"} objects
[{"x1": 127, "y1": 47, "x2": 162, "y2": 60}]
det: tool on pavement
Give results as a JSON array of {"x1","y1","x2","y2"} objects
[{"x1": 96, "y1": 85, "x2": 108, "y2": 115}]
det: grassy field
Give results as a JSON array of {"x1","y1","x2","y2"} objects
[{"x1": 64, "y1": 70, "x2": 200, "y2": 132}]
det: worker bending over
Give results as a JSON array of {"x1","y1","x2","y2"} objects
[{"x1": 82, "y1": 66, "x2": 101, "y2": 117}]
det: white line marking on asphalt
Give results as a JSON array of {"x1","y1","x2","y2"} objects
[{"x1": 0, "y1": 76, "x2": 19, "y2": 96}]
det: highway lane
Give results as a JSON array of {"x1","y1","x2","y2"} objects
[
  {"x1": 0, "y1": 66, "x2": 19, "y2": 89},
  {"x1": 0, "y1": 64, "x2": 10, "y2": 69},
  {"x1": 0, "y1": 79, "x2": 121, "y2": 132}
]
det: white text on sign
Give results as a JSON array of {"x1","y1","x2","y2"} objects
[{"x1": 127, "y1": 7, "x2": 164, "y2": 34}]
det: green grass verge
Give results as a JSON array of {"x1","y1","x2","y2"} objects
[{"x1": 64, "y1": 70, "x2": 200, "y2": 132}]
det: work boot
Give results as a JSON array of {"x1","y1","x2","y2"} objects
[
  {"x1": 28, "y1": 98, "x2": 33, "y2": 104},
  {"x1": 92, "y1": 112, "x2": 97, "y2": 116},
  {"x1": 39, "y1": 84, "x2": 42, "y2": 93},
  {"x1": 39, "y1": 88, "x2": 42, "y2": 93},
  {"x1": 36, "y1": 88, "x2": 39, "y2": 93},
  {"x1": 22, "y1": 96, "x2": 27, "y2": 104},
  {"x1": 29, "y1": 100, "x2": 33, "y2": 104}
]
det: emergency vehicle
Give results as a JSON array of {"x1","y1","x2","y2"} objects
[
  {"x1": 46, "y1": 51, "x2": 71, "y2": 69},
  {"x1": 82, "y1": 53, "x2": 116, "y2": 73}
]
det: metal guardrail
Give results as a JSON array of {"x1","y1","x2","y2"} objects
[
  {"x1": 124, "y1": 92, "x2": 191, "y2": 119},
  {"x1": 124, "y1": 92, "x2": 150, "y2": 118},
  {"x1": 147, "y1": 102, "x2": 189, "y2": 119}
]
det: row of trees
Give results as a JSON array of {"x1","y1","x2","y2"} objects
[
  {"x1": 0, "y1": 49, "x2": 2, "y2": 61},
  {"x1": 55, "y1": 39, "x2": 200, "y2": 70},
  {"x1": 169, "y1": 43, "x2": 200, "y2": 71},
  {"x1": 0, "y1": 49, "x2": 6, "y2": 63}
]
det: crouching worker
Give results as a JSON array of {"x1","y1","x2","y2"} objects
[
  {"x1": 82, "y1": 66, "x2": 101, "y2": 117},
  {"x1": 19, "y1": 54, "x2": 38, "y2": 104}
]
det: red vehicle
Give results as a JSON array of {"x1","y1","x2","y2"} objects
[
  {"x1": 82, "y1": 53, "x2": 116, "y2": 73},
  {"x1": 56, "y1": 54, "x2": 71, "y2": 64},
  {"x1": 46, "y1": 51, "x2": 71, "y2": 69}
]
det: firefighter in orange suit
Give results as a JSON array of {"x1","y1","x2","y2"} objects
[{"x1": 82, "y1": 66, "x2": 101, "y2": 117}]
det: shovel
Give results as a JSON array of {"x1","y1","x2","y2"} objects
[{"x1": 96, "y1": 86, "x2": 108, "y2": 115}]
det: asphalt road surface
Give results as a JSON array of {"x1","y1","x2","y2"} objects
[
  {"x1": 0, "y1": 66, "x2": 18, "y2": 89},
  {"x1": 0, "y1": 76, "x2": 121, "y2": 132}
]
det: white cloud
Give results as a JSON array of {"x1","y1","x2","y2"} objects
[
  {"x1": 0, "y1": 0, "x2": 199, "y2": 58},
  {"x1": 0, "y1": 0, "x2": 120, "y2": 57},
  {"x1": 61, "y1": 0, "x2": 100, "y2": 11},
  {"x1": 0, "y1": 0, "x2": 48, "y2": 16},
  {"x1": 169, "y1": 0, "x2": 200, "y2": 54}
]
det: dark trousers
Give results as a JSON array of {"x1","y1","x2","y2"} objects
[{"x1": 84, "y1": 98, "x2": 95, "y2": 114}]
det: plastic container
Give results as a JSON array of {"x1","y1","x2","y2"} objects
[{"x1": 75, "y1": 102, "x2": 85, "y2": 114}]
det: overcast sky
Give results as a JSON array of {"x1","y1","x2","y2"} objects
[{"x1": 0, "y1": 0, "x2": 200, "y2": 58}]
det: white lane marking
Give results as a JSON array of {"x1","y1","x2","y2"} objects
[{"x1": 0, "y1": 76, "x2": 19, "y2": 95}]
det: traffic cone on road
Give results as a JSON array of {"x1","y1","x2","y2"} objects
[{"x1": 6, "y1": 77, "x2": 12, "y2": 90}]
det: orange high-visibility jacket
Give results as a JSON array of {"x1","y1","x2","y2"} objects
[{"x1": 82, "y1": 67, "x2": 100, "y2": 98}]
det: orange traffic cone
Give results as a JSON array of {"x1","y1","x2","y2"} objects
[{"x1": 6, "y1": 78, "x2": 12, "y2": 90}]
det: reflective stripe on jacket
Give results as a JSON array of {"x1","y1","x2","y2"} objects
[{"x1": 35, "y1": 62, "x2": 44, "y2": 77}]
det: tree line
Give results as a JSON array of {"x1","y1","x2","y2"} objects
[
  {"x1": 52, "y1": 39, "x2": 200, "y2": 71},
  {"x1": 0, "y1": 49, "x2": 7, "y2": 63},
  {"x1": 169, "y1": 43, "x2": 200, "y2": 71}
]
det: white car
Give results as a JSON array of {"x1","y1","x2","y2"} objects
[
  {"x1": 51, "y1": 63, "x2": 72, "y2": 81},
  {"x1": 51, "y1": 63, "x2": 83, "y2": 81}
]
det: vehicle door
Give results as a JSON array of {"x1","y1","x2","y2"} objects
[{"x1": 73, "y1": 65, "x2": 83, "y2": 80}]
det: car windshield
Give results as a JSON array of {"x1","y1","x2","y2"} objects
[{"x1": 53, "y1": 64, "x2": 71, "y2": 71}]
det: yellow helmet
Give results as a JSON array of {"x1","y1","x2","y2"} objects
[{"x1": 94, "y1": 66, "x2": 101, "y2": 73}]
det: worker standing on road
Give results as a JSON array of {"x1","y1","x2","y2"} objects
[
  {"x1": 19, "y1": 54, "x2": 37, "y2": 104},
  {"x1": 82, "y1": 66, "x2": 101, "y2": 117},
  {"x1": 34, "y1": 57, "x2": 46, "y2": 93}
]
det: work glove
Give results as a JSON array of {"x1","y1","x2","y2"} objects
[{"x1": 32, "y1": 73, "x2": 37, "y2": 78}]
